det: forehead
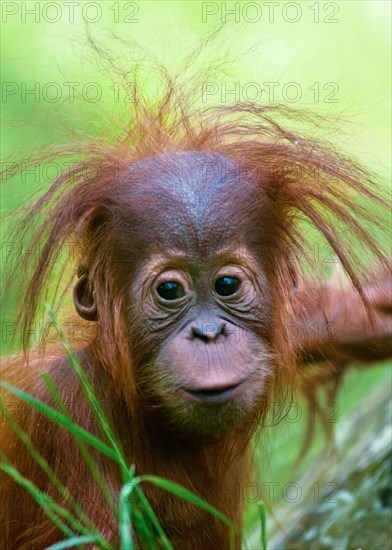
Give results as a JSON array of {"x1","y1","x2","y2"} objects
[{"x1": 120, "y1": 151, "x2": 259, "y2": 255}]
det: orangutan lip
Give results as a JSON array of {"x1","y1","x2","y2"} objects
[{"x1": 183, "y1": 382, "x2": 243, "y2": 404}]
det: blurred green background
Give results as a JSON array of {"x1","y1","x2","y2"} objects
[
  {"x1": 1, "y1": 0, "x2": 390, "y2": 177},
  {"x1": 1, "y1": 0, "x2": 391, "y2": 545}
]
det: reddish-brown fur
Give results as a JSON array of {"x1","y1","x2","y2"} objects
[
  {"x1": 294, "y1": 268, "x2": 392, "y2": 454},
  {"x1": 1, "y1": 47, "x2": 391, "y2": 549}
]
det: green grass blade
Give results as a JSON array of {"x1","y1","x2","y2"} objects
[
  {"x1": 229, "y1": 529, "x2": 236, "y2": 550},
  {"x1": 139, "y1": 475, "x2": 239, "y2": 533},
  {"x1": 119, "y1": 481, "x2": 136, "y2": 550},
  {"x1": 0, "y1": 398, "x2": 99, "y2": 535},
  {"x1": 1, "y1": 381, "x2": 117, "y2": 461},
  {"x1": 45, "y1": 305, "x2": 128, "y2": 478},
  {"x1": 46, "y1": 536, "x2": 102, "y2": 550},
  {"x1": 134, "y1": 485, "x2": 172, "y2": 550},
  {"x1": 0, "y1": 460, "x2": 76, "y2": 538},
  {"x1": 131, "y1": 506, "x2": 158, "y2": 550},
  {"x1": 1, "y1": 456, "x2": 114, "y2": 550},
  {"x1": 257, "y1": 501, "x2": 267, "y2": 550},
  {"x1": 42, "y1": 372, "x2": 116, "y2": 514}
]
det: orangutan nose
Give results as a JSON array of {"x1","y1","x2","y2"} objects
[{"x1": 191, "y1": 321, "x2": 226, "y2": 342}]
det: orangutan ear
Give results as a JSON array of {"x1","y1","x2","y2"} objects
[{"x1": 73, "y1": 267, "x2": 97, "y2": 321}]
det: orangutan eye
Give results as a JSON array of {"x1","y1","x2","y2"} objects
[
  {"x1": 215, "y1": 277, "x2": 241, "y2": 297},
  {"x1": 156, "y1": 281, "x2": 185, "y2": 301}
]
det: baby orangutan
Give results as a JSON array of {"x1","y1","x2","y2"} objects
[{"x1": 1, "y1": 64, "x2": 391, "y2": 549}]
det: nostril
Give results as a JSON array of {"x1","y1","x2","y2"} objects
[
  {"x1": 191, "y1": 321, "x2": 226, "y2": 342},
  {"x1": 191, "y1": 326, "x2": 214, "y2": 342}
]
